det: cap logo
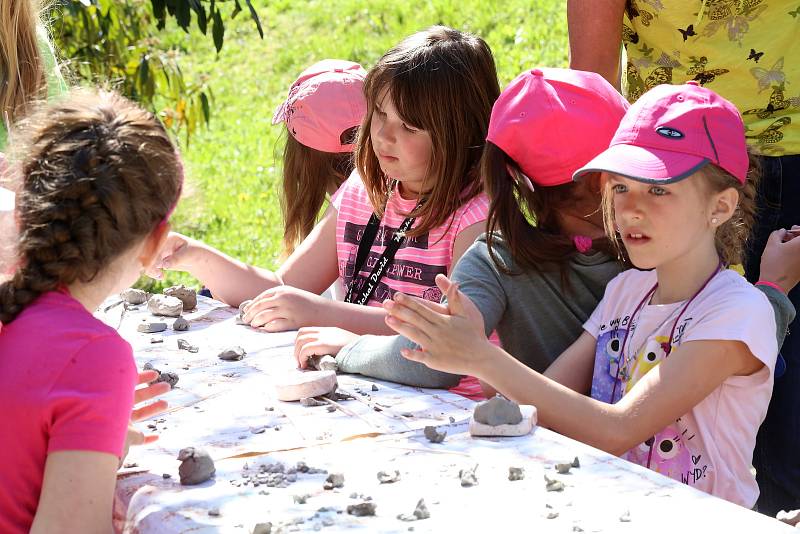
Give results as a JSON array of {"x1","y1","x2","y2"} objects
[{"x1": 656, "y1": 126, "x2": 684, "y2": 139}]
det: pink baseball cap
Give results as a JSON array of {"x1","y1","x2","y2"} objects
[
  {"x1": 486, "y1": 67, "x2": 629, "y2": 191},
  {"x1": 573, "y1": 81, "x2": 749, "y2": 184},
  {"x1": 272, "y1": 59, "x2": 367, "y2": 153}
]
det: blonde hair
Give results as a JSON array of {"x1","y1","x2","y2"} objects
[
  {"x1": 602, "y1": 159, "x2": 760, "y2": 266},
  {"x1": 280, "y1": 131, "x2": 355, "y2": 256},
  {"x1": 0, "y1": 0, "x2": 46, "y2": 127},
  {"x1": 355, "y1": 26, "x2": 500, "y2": 238}
]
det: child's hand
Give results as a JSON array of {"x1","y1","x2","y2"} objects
[
  {"x1": 120, "y1": 370, "x2": 170, "y2": 467},
  {"x1": 760, "y1": 227, "x2": 800, "y2": 294},
  {"x1": 243, "y1": 285, "x2": 326, "y2": 332},
  {"x1": 383, "y1": 273, "x2": 489, "y2": 375},
  {"x1": 147, "y1": 231, "x2": 198, "y2": 279},
  {"x1": 294, "y1": 327, "x2": 359, "y2": 369}
]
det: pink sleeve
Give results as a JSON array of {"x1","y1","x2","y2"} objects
[
  {"x1": 331, "y1": 170, "x2": 360, "y2": 212},
  {"x1": 46, "y1": 335, "x2": 137, "y2": 457},
  {"x1": 454, "y1": 193, "x2": 490, "y2": 235}
]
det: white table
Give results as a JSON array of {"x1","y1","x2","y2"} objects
[{"x1": 108, "y1": 296, "x2": 792, "y2": 533}]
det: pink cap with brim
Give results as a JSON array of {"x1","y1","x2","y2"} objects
[
  {"x1": 573, "y1": 81, "x2": 749, "y2": 184},
  {"x1": 272, "y1": 59, "x2": 367, "y2": 154},
  {"x1": 487, "y1": 67, "x2": 629, "y2": 190}
]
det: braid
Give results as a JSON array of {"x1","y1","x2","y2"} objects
[{"x1": 0, "y1": 89, "x2": 182, "y2": 324}]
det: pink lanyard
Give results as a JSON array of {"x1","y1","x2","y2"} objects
[{"x1": 609, "y1": 262, "x2": 724, "y2": 404}]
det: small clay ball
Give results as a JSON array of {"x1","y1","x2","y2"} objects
[{"x1": 177, "y1": 446, "x2": 215, "y2": 485}]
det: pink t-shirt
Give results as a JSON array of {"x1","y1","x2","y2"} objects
[
  {"x1": 0, "y1": 291, "x2": 137, "y2": 533},
  {"x1": 584, "y1": 268, "x2": 777, "y2": 508},
  {"x1": 332, "y1": 173, "x2": 489, "y2": 400}
]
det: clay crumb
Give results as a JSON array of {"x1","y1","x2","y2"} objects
[
  {"x1": 473, "y1": 394, "x2": 522, "y2": 426},
  {"x1": 138, "y1": 322, "x2": 167, "y2": 334},
  {"x1": 177, "y1": 446, "x2": 215, "y2": 485},
  {"x1": 459, "y1": 465, "x2": 478, "y2": 487},
  {"x1": 177, "y1": 339, "x2": 199, "y2": 353},
  {"x1": 164, "y1": 284, "x2": 197, "y2": 311},
  {"x1": 150, "y1": 337, "x2": 163, "y2": 344},
  {"x1": 121, "y1": 288, "x2": 148, "y2": 305},
  {"x1": 423, "y1": 426, "x2": 446, "y2": 444},
  {"x1": 300, "y1": 397, "x2": 327, "y2": 407},
  {"x1": 323, "y1": 473, "x2": 344, "y2": 490},
  {"x1": 252, "y1": 523, "x2": 272, "y2": 534},
  {"x1": 508, "y1": 467, "x2": 525, "y2": 481},
  {"x1": 544, "y1": 475, "x2": 565, "y2": 492},
  {"x1": 546, "y1": 510, "x2": 559, "y2": 520},
  {"x1": 218, "y1": 346, "x2": 246, "y2": 361},
  {"x1": 208, "y1": 507, "x2": 220, "y2": 517},
  {"x1": 555, "y1": 463, "x2": 572, "y2": 475},
  {"x1": 293, "y1": 494, "x2": 310, "y2": 504},
  {"x1": 571, "y1": 456, "x2": 580, "y2": 469},
  {"x1": 148, "y1": 294, "x2": 183, "y2": 317},
  {"x1": 377, "y1": 470, "x2": 401, "y2": 484},
  {"x1": 371, "y1": 384, "x2": 379, "y2": 391},
  {"x1": 397, "y1": 499, "x2": 429, "y2": 521},
  {"x1": 347, "y1": 502, "x2": 376, "y2": 517},
  {"x1": 172, "y1": 317, "x2": 190, "y2": 331},
  {"x1": 162, "y1": 473, "x2": 171, "y2": 479},
  {"x1": 619, "y1": 510, "x2": 631, "y2": 523}
]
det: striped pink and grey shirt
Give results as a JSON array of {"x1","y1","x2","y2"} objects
[{"x1": 332, "y1": 172, "x2": 489, "y2": 306}]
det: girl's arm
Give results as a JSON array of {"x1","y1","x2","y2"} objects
[
  {"x1": 30, "y1": 451, "x2": 119, "y2": 534},
  {"x1": 151, "y1": 206, "x2": 340, "y2": 307},
  {"x1": 451, "y1": 221, "x2": 486, "y2": 269},
  {"x1": 389, "y1": 275, "x2": 764, "y2": 456},
  {"x1": 567, "y1": 0, "x2": 626, "y2": 89}
]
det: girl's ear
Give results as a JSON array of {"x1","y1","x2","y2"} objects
[
  {"x1": 710, "y1": 187, "x2": 739, "y2": 227},
  {"x1": 138, "y1": 223, "x2": 171, "y2": 271}
]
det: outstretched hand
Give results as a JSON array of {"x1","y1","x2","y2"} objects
[
  {"x1": 760, "y1": 226, "x2": 800, "y2": 294},
  {"x1": 383, "y1": 273, "x2": 490, "y2": 375},
  {"x1": 242, "y1": 285, "x2": 327, "y2": 332},
  {"x1": 146, "y1": 231, "x2": 197, "y2": 280},
  {"x1": 120, "y1": 370, "x2": 170, "y2": 467}
]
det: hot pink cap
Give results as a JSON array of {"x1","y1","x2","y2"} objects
[
  {"x1": 486, "y1": 67, "x2": 629, "y2": 190},
  {"x1": 272, "y1": 59, "x2": 367, "y2": 153},
  {"x1": 573, "y1": 81, "x2": 749, "y2": 184}
]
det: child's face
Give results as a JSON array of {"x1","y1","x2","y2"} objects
[
  {"x1": 608, "y1": 172, "x2": 717, "y2": 270},
  {"x1": 370, "y1": 89, "x2": 433, "y2": 194}
]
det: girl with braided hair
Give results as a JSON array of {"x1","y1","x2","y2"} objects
[{"x1": 0, "y1": 89, "x2": 182, "y2": 533}]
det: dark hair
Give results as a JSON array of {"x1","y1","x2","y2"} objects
[
  {"x1": 280, "y1": 132, "x2": 354, "y2": 256},
  {"x1": 355, "y1": 25, "x2": 500, "y2": 237},
  {"x1": 601, "y1": 158, "x2": 760, "y2": 266},
  {"x1": 483, "y1": 143, "x2": 613, "y2": 285},
  {"x1": 0, "y1": 89, "x2": 182, "y2": 324}
]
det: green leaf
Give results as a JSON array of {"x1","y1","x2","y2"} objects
[
  {"x1": 176, "y1": 0, "x2": 190, "y2": 32},
  {"x1": 212, "y1": 8, "x2": 224, "y2": 53},
  {"x1": 244, "y1": 0, "x2": 263, "y2": 39},
  {"x1": 150, "y1": 0, "x2": 166, "y2": 29},
  {"x1": 200, "y1": 92, "x2": 210, "y2": 124},
  {"x1": 194, "y1": 1, "x2": 207, "y2": 34},
  {"x1": 232, "y1": 0, "x2": 242, "y2": 18}
]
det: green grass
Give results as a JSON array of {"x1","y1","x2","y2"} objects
[{"x1": 145, "y1": 0, "x2": 568, "y2": 291}]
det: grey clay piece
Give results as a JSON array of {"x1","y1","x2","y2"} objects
[
  {"x1": 473, "y1": 395, "x2": 523, "y2": 426},
  {"x1": 121, "y1": 288, "x2": 148, "y2": 305},
  {"x1": 177, "y1": 446, "x2": 215, "y2": 485},
  {"x1": 347, "y1": 502, "x2": 376, "y2": 517},
  {"x1": 138, "y1": 321, "x2": 167, "y2": 333},
  {"x1": 423, "y1": 426, "x2": 446, "y2": 444},
  {"x1": 148, "y1": 294, "x2": 183, "y2": 317},
  {"x1": 164, "y1": 284, "x2": 197, "y2": 311},
  {"x1": 172, "y1": 317, "x2": 190, "y2": 331},
  {"x1": 218, "y1": 346, "x2": 246, "y2": 361}
]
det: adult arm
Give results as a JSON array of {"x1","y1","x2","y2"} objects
[{"x1": 567, "y1": 0, "x2": 627, "y2": 89}]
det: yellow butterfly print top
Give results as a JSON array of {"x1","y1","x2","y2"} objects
[{"x1": 623, "y1": 0, "x2": 800, "y2": 156}]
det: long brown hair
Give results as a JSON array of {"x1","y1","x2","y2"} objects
[
  {"x1": 0, "y1": 89, "x2": 182, "y2": 324},
  {"x1": 483, "y1": 143, "x2": 612, "y2": 283},
  {"x1": 280, "y1": 130, "x2": 355, "y2": 255},
  {"x1": 601, "y1": 159, "x2": 760, "y2": 266},
  {"x1": 0, "y1": 0, "x2": 46, "y2": 128},
  {"x1": 355, "y1": 25, "x2": 500, "y2": 237}
]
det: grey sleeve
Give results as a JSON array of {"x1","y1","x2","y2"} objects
[
  {"x1": 448, "y1": 240, "x2": 508, "y2": 337},
  {"x1": 336, "y1": 335, "x2": 461, "y2": 388},
  {"x1": 756, "y1": 284, "x2": 797, "y2": 349}
]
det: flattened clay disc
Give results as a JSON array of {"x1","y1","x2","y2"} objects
[
  {"x1": 274, "y1": 370, "x2": 337, "y2": 402},
  {"x1": 469, "y1": 405, "x2": 538, "y2": 437}
]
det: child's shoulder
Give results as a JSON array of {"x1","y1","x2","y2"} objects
[
  {"x1": 450, "y1": 192, "x2": 490, "y2": 231},
  {"x1": 702, "y1": 268, "x2": 772, "y2": 309},
  {"x1": 331, "y1": 170, "x2": 368, "y2": 211},
  {"x1": 606, "y1": 268, "x2": 657, "y2": 293}
]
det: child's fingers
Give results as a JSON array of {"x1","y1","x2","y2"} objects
[
  {"x1": 134, "y1": 381, "x2": 170, "y2": 405},
  {"x1": 126, "y1": 427, "x2": 146, "y2": 447},
  {"x1": 400, "y1": 347, "x2": 430, "y2": 364},
  {"x1": 293, "y1": 332, "x2": 318, "y2": 368},
  {"x1": 136, "y1": 370, "x2": 160, "y2": 386},
  {"x1": 260, "y1": 318, "x2": 293, "y2": 333},
  {"x1": 394, "y1": 292, "x2": 445, "y2": 326},
  {"x1": 385, "y1": 315, "x2": 431, "y2": 347},
  {"x1": 143, "y1": 434, "x2": 159, "y2": 445},
  {"x1": 434, "y1": 273, "x2": 455, "y2": 294},
  {"x1": 132, "y1": 399, "x2": 168, "y2": 422}
]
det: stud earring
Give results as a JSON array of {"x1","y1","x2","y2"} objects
[{"x1": 711, "y1": 217, "x2": 719, "y2": 225}]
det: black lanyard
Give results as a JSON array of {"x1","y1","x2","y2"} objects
[{"x1": 344, "y1": 212, "x2": 415, "y2": 306}]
